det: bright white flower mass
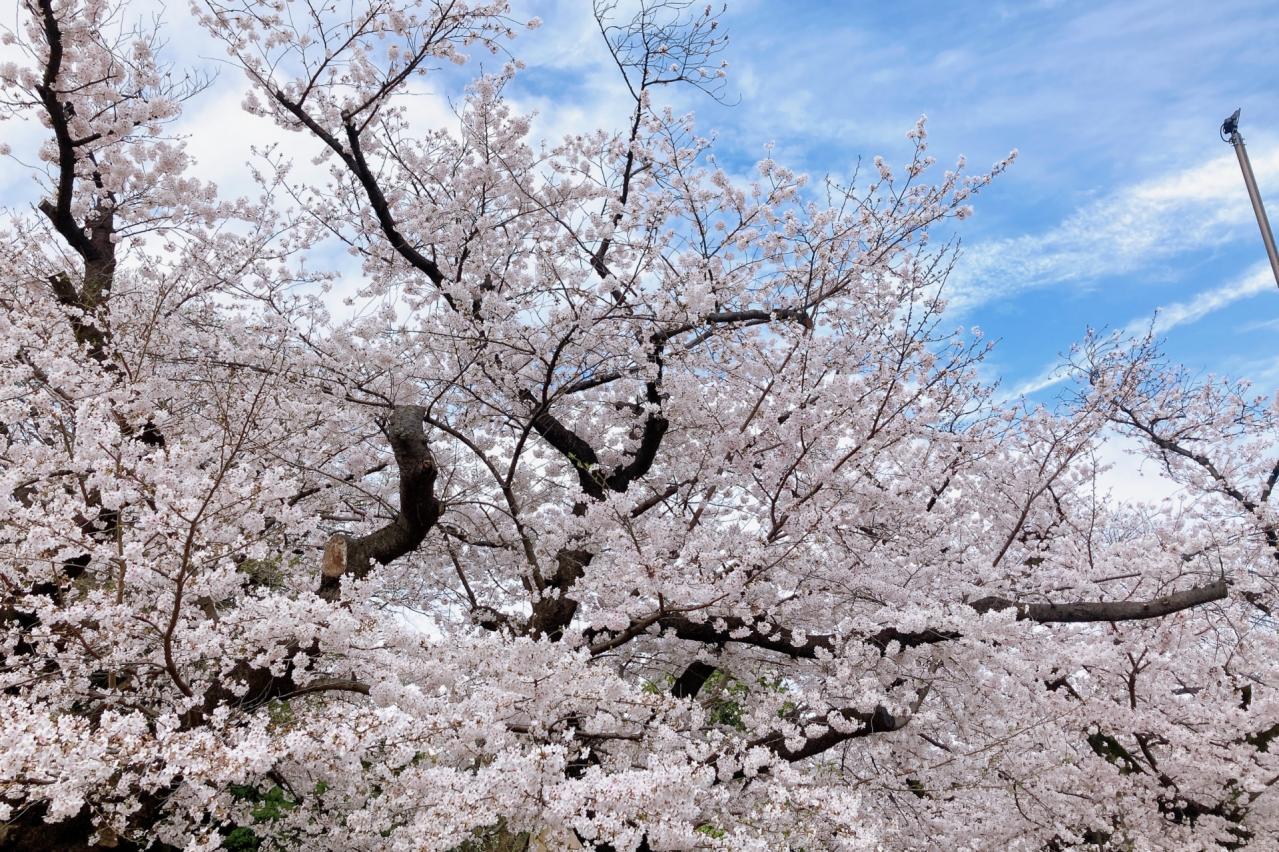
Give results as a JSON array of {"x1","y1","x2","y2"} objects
[{"x1": 0, "y1": 0, "x2": 1277, "y2": 850}]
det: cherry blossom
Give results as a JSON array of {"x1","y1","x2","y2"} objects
[{"x1": 1, "y1": 1, "x2": 1275, "y2": 849}]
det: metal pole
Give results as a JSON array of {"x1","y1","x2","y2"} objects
[{"x1": 1221, "y1": 109, "x2": 1279, "y2": 289}]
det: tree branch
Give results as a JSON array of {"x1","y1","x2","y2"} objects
[
  {"x1": 969, "y1": 578, "x2": 1229, "y2": 623},
  {"x1": 597, "y1": 579, "x2": 1229, "y2": 658},
  {"x1": 319, "y1": 405, "x2": 440, "y2": 599},
  {"x1": 749, "y1": 705, "x2": 907, "y2": 763}
]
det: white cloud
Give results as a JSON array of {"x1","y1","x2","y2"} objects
[
  {"x1": 1008, "y1": 360, "x2": 1073, "y2": 399},
  {"x1": 1093, "y1": 430, "x2": 1184, "y2": 505},
  {"x1": 1137, "y1": 263, "x2": 1274, "y2": 336},
  {"x1": 1010, "y1": 261, "x2": 1274, "y2": 398},
  {"x1": 950, "y1": 146, "x2": 1279, "y2": 314}
]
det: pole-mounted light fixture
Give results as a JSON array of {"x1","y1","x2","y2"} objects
[{"x1": 1221, "y1": 109, "x2": 1279, "y2": 289}]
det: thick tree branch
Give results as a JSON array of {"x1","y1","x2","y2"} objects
[
  {"x1": 522, "y1": 390, "x2": 607, "y2": 500},
  {"x1": 969, "y1": 578, "x2": 1229, "y2": 623},
  {"x1": 750, "y1": 705, "x2": 907, "y2": 762},
  {"x1": 319, "y1": 405, "x2": 440, "y2": 600},
  {"x1": 652, "y1": 307, "x2": 812, "y2": 345},
  {"x1": 604, "y1": 380, "x2": 668, "y2": 492},
  {"x1": 522, "y1": 380, "x2": 667, "y2": 639},
  {"x1": 599, "y1": 579, "x2": 1229, "y2": 659},
  {"x1": 33, "y1": 0, "x2": 118, "y2": 356},
  {"x1": 269, "y1": 88, "x2": 452, "y2": 303},
  {"x1": 33, "y1": 0, "x2": 92, "y2": 259},
  {"x1": 341, "y1": 120, "x2": 448, "y2": 288},
  {"x1": 527, "y1": 548, "x2": 593, "y2": 640}
]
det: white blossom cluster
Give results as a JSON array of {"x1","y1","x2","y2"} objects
[{"x1": 0, "y1": 1, "x2": 1275, "y2": 849}]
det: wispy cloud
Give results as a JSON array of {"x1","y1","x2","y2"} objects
[
  {"x1": 950, "y1": 147, "x2": 1279, "y2": 314},
  {"x1": 1010, "y1": 262, "x2": 1275, "y2": 397},
  {"x1": 1137, "y1": 263, "x2": 1274, "y2": 336}
]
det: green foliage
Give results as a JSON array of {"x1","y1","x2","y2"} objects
[
  {"x1": 641, "y1": 673, "x2": 675, "y2": 694},
  {"x1": 228, "y1": 784, "x2": 257, "y2": 801},
  {"x1": 755, "y1": 674, "x2": 787, "y2": 692},
  {"x1": 250, "y1": 785, "x2": 298, "y2": 822},
  {"x1": 265, "y1": 699, "x2": 294, "y2": 732},
  {"x1": 223, "y1": 826, "x2": 261, "y2": 852},
  {"x1": 695, "y1": 823, "x2": 728, "y2": 839},
  {"x1": 659, "y1": 668, "x2": 794, "y2": 732},
  {"x1": 566, "y1": 450, "x2": 607, "y2": 488},
  {"x1": 237, "y1": 557, "x2": 287, "y2": 589},
  {"x1": 702, "y1": 670, "x2": 750, "y2": 731},
  {"x1": 223, "y1": 783, "x2": 299, "y2": 850}
]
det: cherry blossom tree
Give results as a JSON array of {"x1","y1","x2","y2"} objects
[{"x1": 1, "y1": 0, "x2": 1276, "y2": 849}]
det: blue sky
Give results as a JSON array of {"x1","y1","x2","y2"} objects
[
  {"x1": 510, "y1": 0, "x2": 1279, "y2": 399},
  {"x1": 3, "y1": 0, "x2": 1278, "y2": 402}
]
